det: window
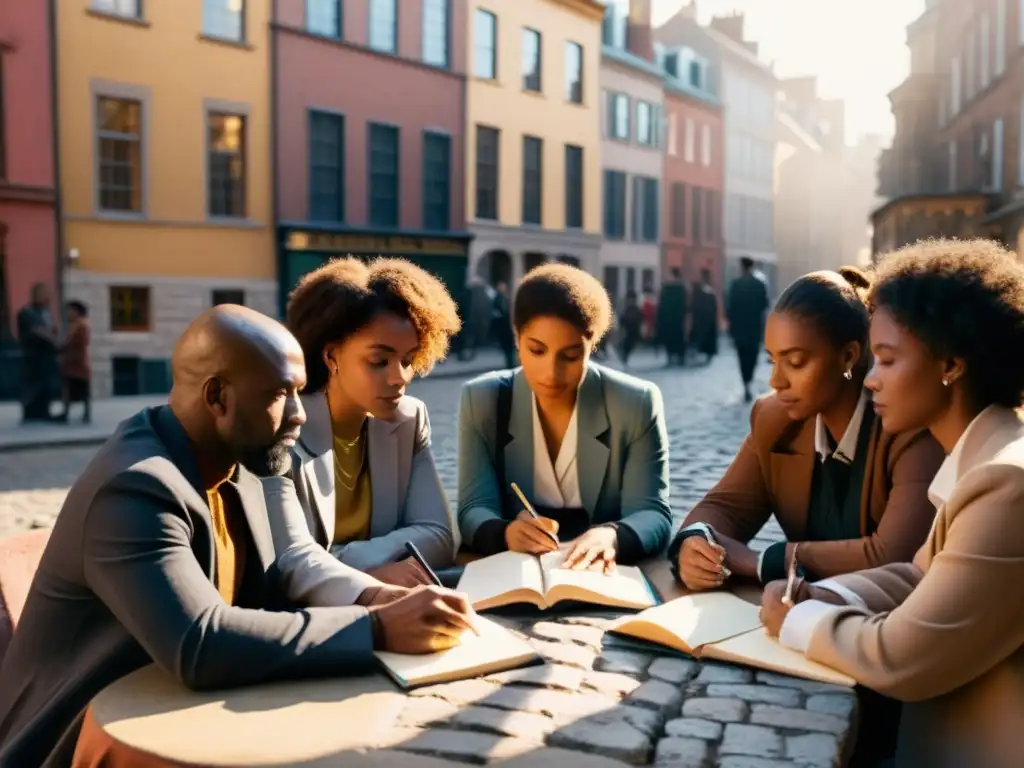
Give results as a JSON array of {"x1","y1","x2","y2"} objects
[
  {"x1": 475, "y1": 125, "x2": 499, "y2": 220},
  {"x1": 601, "y1": 0, "x2": 628, "y2": 49},
  {"x1": 522, "y1": 29, "x2": 542, "y2": 92},
  {"x1": 671, "y1": 183, "x2": 686, "y2": 237},
  {"x1": 997, "y1": 0, "x2": 1007, "y2": 75},
  {"x1": 207, "y1": 113, "x2": 246, "y2": 217},
  {"x1": 689, "y1": 59, "x2": 704, "y2": 90},
  {"x1": 603, "y1": 170, "x2": 626, "y2": 239},
  {"x1": 203, "y1": 0, "x2": 244, "y2": 42},
  {"x1": 980, "y1": 13, "x2": 990, "y2": 90},
  {"x1": 522, "y1": 136, "x2": 543, "y2": 225},
  {"x1": 993, "y1": 118, "x2": 1004, "y2": 191},
  {"x1": 474, "y1": 10, "x2": 497, "y2": 79},
  {"x1": 422, "y1": 131, "x2": 451, "y2": 231},
  {"x1": 109, "y1": 286, "x2": 150, "y2": 332},
  {"x1": 308, "y1": 111, "x2": 344, "y2": 222},
  {"x1": 97, "y1": 97, "x2": 142, "y2": 213},
  {"x1": 368, "y1": 123, "x2": 399, "y2": 227},
  {"x1": 91, "y1": 0, "x2": 142, "y2": 18},
  {"x1": 631, "y1": 177, "x2": 658, "y2": 242},
  {"x1": 565, "y1": 42, "x2": 583, "y2": 103},
  {"x1": 951, "y1": 56, "x2": 962, "y2": 115},
  {"x1": 422, "y1": 0, "x2": 449, "y2": 67},
  {"x1": 642, "y1": 268, "x2": 655, "y2": 293},
  {"x1": 684, "y1": 118, "x2": 695, "y2": 162},
  {"x1": 565, "y1": 144, "x2": 583, "y2": 229},
  {"x1": 212, "y1": 289, "x2": 245, "y2": 306},
  {"x1": 307, "y1": 0, "x2": 340, "y2": 38},
  {"x1": 701, "y1": 124, "x2": 712, "y2": 167},
  {"x1": 966, "y1": 29, "x2": 976, "y2": 100},
  {"x1": 610, "y1": 93, "x2": 629, "y2": 139},
  {"x1": 1020, "y1": 0, "x2": 1024, "y2": 44},
  {"x1": 692, "y1": 187, "x2": 702, "y2": 243},
  {"x1": 636, "y1": 102, "x2": 653, "y2": 146},
  {"x1": 368, "y1": 0, "x2": 397, "y2": 52},
  {"x1": 706, "y1": 189, "x2": 716, "y2": 241},
  {"x1": 667, "y1": 113, "x2": 677, "y2": 156}
]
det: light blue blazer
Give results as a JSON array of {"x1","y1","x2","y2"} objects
[{"x1": 457, "y1": 362, "x2": 672, "y2": 558}]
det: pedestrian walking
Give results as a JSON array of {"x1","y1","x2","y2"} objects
[
  {"x1": 58, "y1": 300, "x2": 91, "y2": 423},
  {"x1": 727, "y1": 257, "x2": 769, "y2": 401},
  {"x1": 656, "y1": 268, "x2": 688, "y2": 366}
]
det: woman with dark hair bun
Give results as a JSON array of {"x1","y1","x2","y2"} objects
[
  {"x1": 763, "y1": 238, "x2": 1024, "y2": 768},
  {"x1": 670, "y1": 266, "x2": 943, "y2": 591}
]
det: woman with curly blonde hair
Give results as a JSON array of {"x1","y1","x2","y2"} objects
[{"x1": 268, "y1": 257, "x2": 462, "y2": 586}]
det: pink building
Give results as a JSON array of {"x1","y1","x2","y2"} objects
[
  {"x1": 274, "y1": 0, "x2": 470, "y2": 312},
  {"x1": 0, "y1": 1, "x2": 59, "y2": 348}
]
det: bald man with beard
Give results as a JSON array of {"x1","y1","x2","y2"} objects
[{"x1": 0, "y1": 306, "x2": 476, "y2": 768}]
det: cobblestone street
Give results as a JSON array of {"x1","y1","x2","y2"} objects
[{"x1": 0, "y1": 352, "x2": 775, "y2": 541}]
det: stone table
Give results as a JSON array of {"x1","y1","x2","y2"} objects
[{"x1": 375, "y1": 566, "x2": 858, "y2": 768}]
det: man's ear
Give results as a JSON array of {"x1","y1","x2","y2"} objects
[{"x1": 203, "y1": 376, "x2": 228, "y2": 417}]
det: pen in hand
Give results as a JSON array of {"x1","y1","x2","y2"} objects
[
  {"x1": 404, "y1": 541, "x2": 480, "y2": 636},
  {"x1": 510, "y1": 482, "x2": 560, "y2": 544},
  {"x1": 781, "y1": 544, "x2": 799, "y2": 606}
]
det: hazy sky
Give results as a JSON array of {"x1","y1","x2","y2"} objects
[{"x1": 652, "y1": 0, "x2": 927, "y2": 144}]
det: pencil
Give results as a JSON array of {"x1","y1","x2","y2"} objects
[
  {"x1": 781, "y1": 544, "x2": 799, "y2": 605},
  {"x1": 510, "y1": 482, "x2": 539, "y2": 518}
]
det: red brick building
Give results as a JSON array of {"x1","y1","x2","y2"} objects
[
  {"x1": 0, "y1": 1, "x2": 59, "y2": 347},
  {"x1": 660, "y1": 78, "x2": 725, "y2": 294},
  {"x1": 874, "y1": 0, "x2": 1024, "y2": 256},
  {"x1": 273, "y1": 0, "x2": 470, "y2": 311}
]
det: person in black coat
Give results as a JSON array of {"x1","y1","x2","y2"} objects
[
  {"x1": 656, "y1": 268, "x2": 688, "y2": 366},
  {"x1": 689, "y1": 268, "x2": 719, "y2": 364},
  {"x1": 727, "y1": 257, "x2": 769, "y2": 401}
]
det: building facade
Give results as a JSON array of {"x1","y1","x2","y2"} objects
[
  {"x1": 467, "y1": 0, "x2": 604, "y2": 287},
  {"x1": 0, "y1": 0, "x2": 59, "y2": 396},
  {"x1": 655, "y1": 8, "x2": 777, "y2": 292},
  {"x1": 274, "y1": 0, "x2": 472, "y2": 311},
  {"x1": 659, "y1": 60, "x2": 724, "y2": 298},
  {"x1": 597, "y1": 0, "x2": 665, "y2": 308},
  {"x1": 57, "y1": 0, "x2": 275, "y2": 397},
  {"x1": 873, "y1": 0, "x2": 1024, "y2": 257}
]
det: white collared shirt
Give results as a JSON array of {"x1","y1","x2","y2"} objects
[
  {"x1": 532, "y1": 395, "x2": 582, "y2": 508},
  {"x1": 814, "y1": 389, "x2": 870, "y2": 465}
]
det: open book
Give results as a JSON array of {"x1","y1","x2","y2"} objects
[
  {"x1": 608, "y1": 592, "x2": 855, "y2": 687},
  {"x1": 456, "y1": 550, "x2": 659, "y2": 612},
  {"x1": 374, "y1": 616, "x2": 541, "y2": 689}
]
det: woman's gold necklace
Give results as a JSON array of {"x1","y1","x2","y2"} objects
[{"x1": 335, "y1": 442, "x2": 364, "y2": 491}]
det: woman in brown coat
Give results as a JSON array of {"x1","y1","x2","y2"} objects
[{"x1": 670, "y1": 267, "x2": 944, "y2": 591}]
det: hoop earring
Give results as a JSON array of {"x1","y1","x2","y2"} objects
[{"x1": 843, "y1": 369, "x2": 853, "y2": 381}]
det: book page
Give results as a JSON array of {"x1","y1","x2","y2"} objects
[
  {"x1": 374, "y1": 617, "x2": 540, "y2": 689},
  {"x1": 608, "y1": 592, "x2": 763, "y2": 653},
  {"x1": 539, "y1": 551, "x2": 657, "y2": 610},
  {"x1": 704, "y1": 628, "x2": 856, "y2": 687},
  {"x1": 456, "y1": 551, "x2": 546, "y2": 610}
]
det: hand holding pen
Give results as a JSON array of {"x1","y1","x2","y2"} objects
[{"x1": 505, "y1": 482, "x2": 561, "y2": 554}]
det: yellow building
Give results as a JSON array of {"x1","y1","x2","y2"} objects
[
  {"x1": 58, "y1": 0, "x2": 273, "y2": 397},
  {"x1": 466, "y1": 0, "x2": 604, "y2": 285}
]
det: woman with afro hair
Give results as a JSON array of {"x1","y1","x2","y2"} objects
[
  {"x1": 272, "y1": 257, "x2": 462, "y2": 587},
  {"x1": 457, "y1": 263, "x2": 672, "y2": 571},
  {"x1": 762, "y1": 238, "x2": 1024, "y2": 768}
]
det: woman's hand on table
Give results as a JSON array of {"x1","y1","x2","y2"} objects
[
  {"x1": 563, "y1": 526, "x2": 618, "y2": 574},
  {"x1": 759, "y1": 578, "x2": 849, "y2": 637},
  {"x1": 505, "y1": 510, "x2": 560, "y2": 554},
  {"x1": 678, "y1": 535, "x2": 729, "y2": 590},
  {"x1": 367, "y1": 557, "x2": 435, "y2": 588},
  {"x1": 369, "y1": 585, "x2": 479, "y2": 654}
]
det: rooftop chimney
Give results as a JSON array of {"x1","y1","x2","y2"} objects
[
  {"x1": 627, "y1": 0, "x2": 654, "y2": 62},
  {"x1": 709, "y1": 13, "x2": 745, "y2": 45}
]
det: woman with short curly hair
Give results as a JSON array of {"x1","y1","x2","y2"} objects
[
  {"x1": 271, "y1": 256, "x2": 461, "y2": 585},
  {"x1": 458, "y1": 263, "x2": 672, "y2": 571},
  {"x1": 762, "y1": 238, "x2": 1024, "y2": 767}
]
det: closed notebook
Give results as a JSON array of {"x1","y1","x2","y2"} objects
[
  {"x1": 608, "y1": 592, "x2": 855, "y2": 687},
  {"x1": 374, "y1": 616, "x2": 541, "y2": 689},
  {"x1": 456, "y1": 550, "x2": 659, "y2": 612}
]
